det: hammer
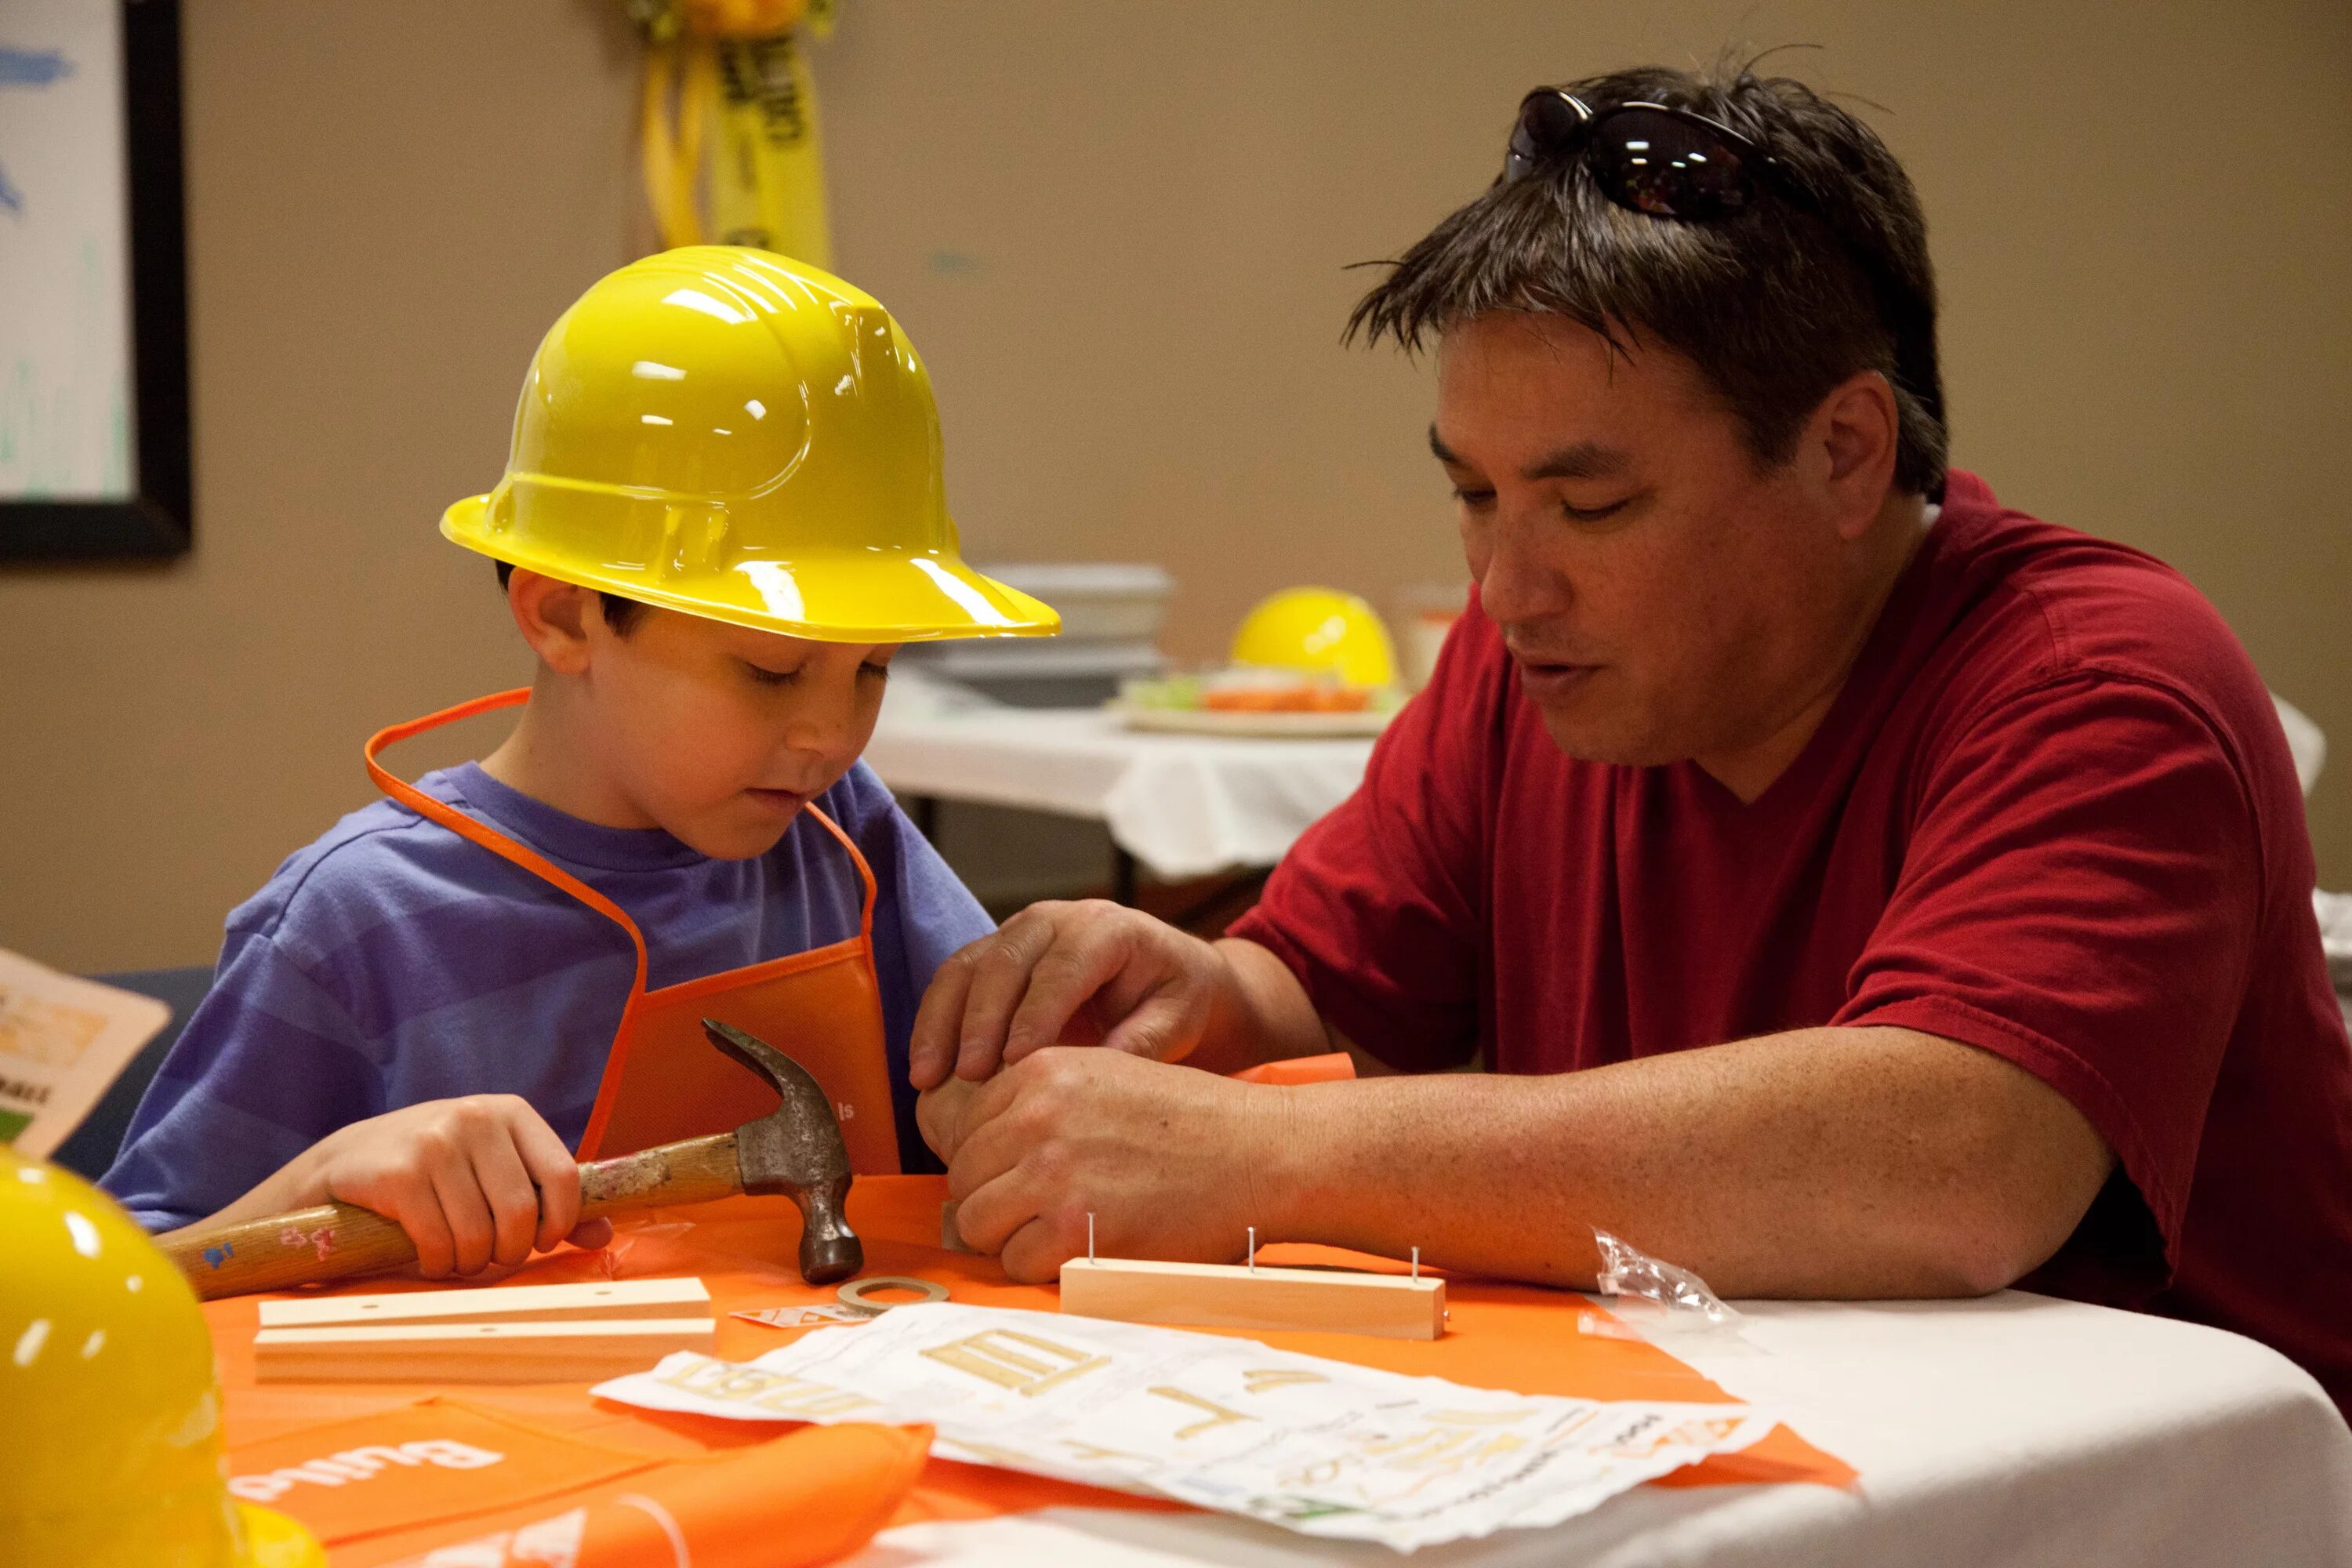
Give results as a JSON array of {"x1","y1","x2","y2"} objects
[{"x1": 158, "y1": 1020, "x2": 862, "y2": 1301}]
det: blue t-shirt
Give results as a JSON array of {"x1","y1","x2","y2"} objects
[{"x1": 102, "y1": 760, "x2": 989, "y2": 1230}]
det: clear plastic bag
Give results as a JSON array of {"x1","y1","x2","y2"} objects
[{"x1": 1581, "y1": 1229, "x2": 1755, "y2": 1351}]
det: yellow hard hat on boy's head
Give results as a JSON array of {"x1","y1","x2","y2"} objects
[
  {"x1": 1, "y1": 1150, "x2": 325, "y2": 1566},
  {"x1": 1231, "y1": 586, "x2": 1399, "y2": 688},
  {"x1": 444, "y1": 245, "x2": 1058, "y2": 644}
]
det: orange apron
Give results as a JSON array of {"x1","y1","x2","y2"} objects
[{"x1": 365, "y1": 688, "x2": 902, "y2": 1174}]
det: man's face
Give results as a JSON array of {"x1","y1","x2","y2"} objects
[
  {"x1": 582, "y1": 606, "x2": 895, "y2": 859},
  {"x1": 1432, "y1": 311, "x2": 1864, "y2": 772}
]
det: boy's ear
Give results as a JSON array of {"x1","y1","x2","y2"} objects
[{"x1": 506, "y1": 570, "x2": 599, "y2": 676}]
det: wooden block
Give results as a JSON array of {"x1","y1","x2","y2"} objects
[
  {"x1": 254, "y1": 1316, "x2": 715, "y2": 1383},
  {"x1": 258, "y1": 1277, "x2": 710, "y2": 1331},
  {"x1": 1058, "y1": 1257, "x2": 1445, "y2": 1341}
]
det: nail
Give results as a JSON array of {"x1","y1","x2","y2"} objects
[
  {"x1": 1087, "y1": 1211, "x2": 1096, "y2": 1262},
  {"x1": 1248, "y1": 1226, "x2": 1257, "y2": 1272},
  {"x1": 1411, "y1": 1247, "x2": 1421, "y2": 1281}
]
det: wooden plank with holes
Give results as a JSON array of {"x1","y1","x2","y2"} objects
[
  {"x1": 1058, "y1": 1257, "x2": 1445, "y2": 1341},
  {"x1": 256, "y1": 1277, "x2": 711, "y2": 1331},
  {"x1": 254, "y1": 1316, "x2": 716, "y2": 1383}
]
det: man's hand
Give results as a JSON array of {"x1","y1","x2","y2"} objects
[
  {"x1": 941, "y1": 1047, "x2": 1286, "y2": 1282},
  {"x1": 915, "y1": 1073, "x2": 985, "y2": 1164},
  {"x1": 909, "y1": 900, "x2": 1232, "y2": 1087},
  {"x1": 191, "y1": 1095, "x2": 613, "y2": 1279}
]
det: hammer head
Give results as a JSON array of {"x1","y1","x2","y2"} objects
[{"x1": 702, "y1": 1018, "x2": 863, "y2": 1285}]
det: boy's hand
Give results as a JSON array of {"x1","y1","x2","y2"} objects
[{"x1": 278, "y1": 1095, "x2": 612, "y2": 1279}]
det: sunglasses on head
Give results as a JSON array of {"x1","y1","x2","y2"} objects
[{"x1": 1502, "y1": 88, "x2": 1809, "y2": 222}]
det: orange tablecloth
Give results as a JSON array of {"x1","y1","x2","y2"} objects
[{"x1": 209, "y1": 1176, "x2": 1850, "y2": 1557}]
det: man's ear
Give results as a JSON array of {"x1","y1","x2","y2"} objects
[
  {"x1": 506, "y1": 569, "x2": 599, "y2": 676},
  {"x1": 1810, "y1": 368, "x2": 1901, "y2": 541}
]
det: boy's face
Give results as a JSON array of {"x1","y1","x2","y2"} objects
[{"x1": 576, "y1": 600, "x2": 897, "y2": 860}]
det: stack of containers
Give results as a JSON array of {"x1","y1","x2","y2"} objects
[{"x1": 899, "y1": 563, "x2": 1174, "y2": 709}]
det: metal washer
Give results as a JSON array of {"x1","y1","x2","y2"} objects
[{"x1": 837, "y1": 1275, "x2": 949, "y2": 1314}]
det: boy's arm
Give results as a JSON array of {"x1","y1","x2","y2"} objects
[
  {"x1": 109, "y1": 933, "x2": 606, "y2": 1276},
  {"x1": 102, "y1": 933, "x2": 381, "y2": 1231},
  {"x1": 167, "y1": 1093, "x2": 612, "y2": 1277}
]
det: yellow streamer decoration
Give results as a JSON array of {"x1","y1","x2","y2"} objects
[{"x1": 635, "y1": 0, "x2": 835, "y2": 267}]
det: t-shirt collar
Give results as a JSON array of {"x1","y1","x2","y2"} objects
[{"x1": 439, "y1": 761, "x2": 710, "y2": 874}]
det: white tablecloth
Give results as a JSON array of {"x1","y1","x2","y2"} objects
[
  {"x1": 864, "y1": 703, "x2": 1376, "y2": 881},
  {"x1": 848, "y1": 1291, "x2": 2352, "y2": 1567}
]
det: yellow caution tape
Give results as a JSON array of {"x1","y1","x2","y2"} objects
[{"x1": 633, "y1": 0, "x2": 834, "y2": 266}]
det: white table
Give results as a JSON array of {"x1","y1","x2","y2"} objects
[
  {"x1": 864, "y1": 697, "x2": 1377, "y2": 898},
  {"x1": 849, "y1": 1290, "x2": 2352, "y2": 1567}
]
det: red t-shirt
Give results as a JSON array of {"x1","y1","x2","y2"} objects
[{"x1": 1231, "y1": 470, "x2": 2352, "y2": 1413}]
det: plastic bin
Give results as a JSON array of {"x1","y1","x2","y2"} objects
[{"x1": 981, "y1": 563, "x2": 1174, "y2": 644}]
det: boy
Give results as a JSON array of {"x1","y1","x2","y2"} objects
[{"x1": 102, "y1": 248, "x2": 1058, "y2": 1277}]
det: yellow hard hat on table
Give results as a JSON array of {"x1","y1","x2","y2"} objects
[
  {"x1": 443, "y1": 245, "x2": 1059, "y2": 645},
  {"x1": 1, "y1": 1149, "x2": 324, "y2": 1567},
  {"x1": 1231, "y1": 586, "x2": 1399, "y2": 688}
]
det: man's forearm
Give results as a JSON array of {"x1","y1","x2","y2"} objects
[{"x1": 1254, "y1": 1025, "x2": 2113, "y2": 1299}]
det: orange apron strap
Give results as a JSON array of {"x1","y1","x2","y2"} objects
[
  {"x1": 798, "y1": 801, "x2": 879, "y2": 945},
  {"x1": 363, "y1": 688, "x2": 652, "y2": 1011}
]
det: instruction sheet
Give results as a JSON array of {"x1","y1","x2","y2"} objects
[
  {"x1": 593, "y1": 1301, "x2": 1774, "y2": 1551},
  {"x1": 0, "y1": 946, "x2": 169, "y2": 1159}
]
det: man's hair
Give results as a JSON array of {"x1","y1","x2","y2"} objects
[
  {"x1": 1348, "y1": 62, "x2": 1947, "y2": 499},
  {"x1": 494, "y1": 560, "x2": 647, "y2": 635}
]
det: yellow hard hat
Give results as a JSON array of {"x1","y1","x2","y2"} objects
[
  {"x1": 1231, "y1": 587, "x2": 1399, "y2": 688},
  {"x1": 1, "y1": 1150, "x2": 324, "y2": 1567},
  {"x1": 444, "y1": 246, "x2": 1060, "y2": 644}
]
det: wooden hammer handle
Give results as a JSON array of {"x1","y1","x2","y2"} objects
[
  {"x1": 578, "y1": 1131, "x2": 744, "y2": 1217},
  {"x1": 161, "y1": 1133, "x2": 743, "y2": 1301}
]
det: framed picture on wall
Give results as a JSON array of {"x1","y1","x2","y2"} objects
[{"x1": 0, "y1": 0, "x2": 191, "y2": 558}]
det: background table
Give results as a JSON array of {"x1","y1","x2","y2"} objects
[
  {"x1": 856, "y1": 1289, "x2": 2352, "y2": 1567},
  {"x1": 865, "y1": 693, "x2": 1376, "y2": 904}
]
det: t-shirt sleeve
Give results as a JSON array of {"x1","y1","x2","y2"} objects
[
  {"x1": 833, "y1": 761, "x2": 995, "y2": 1171},
  {"x1": 1835, "y1": 670, "x2": 2263, "y2": 1278},
  {"x1": 1228, "y1": 608, "x2": 1498, "y2": 1072},
  {"x1": 100, "y1": 931, "x2": 384, "y2": 1232},
  {"x1": 834, "y1": 760, "x2": 993, "y2": 982}
]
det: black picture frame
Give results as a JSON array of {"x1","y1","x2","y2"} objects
[{"x1": 0, "y1": 0, "x2": 191, "y2": 560}]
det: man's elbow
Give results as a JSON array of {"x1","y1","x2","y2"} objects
[
  {"x1": 1918, "y1": 1120, "x2": 2115, "y2": 1298},
  {"x1": 1927, "y1": 1206, "x2": 2079, "y2": 1298},
  {"x1": 1849, "y1": 1033, "x2": 2112, "y2": 1298}
]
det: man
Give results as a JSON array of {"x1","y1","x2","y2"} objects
[{"x1": 909, "y1": 66, "x2": 2352, "y2": 1415}]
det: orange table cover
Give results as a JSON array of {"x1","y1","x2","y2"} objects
[{"x1": 209, "y1": 1176, "x2": 1852, "y2": 1561}]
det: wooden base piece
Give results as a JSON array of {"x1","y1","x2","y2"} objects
[
  {"x1": 254, "y1": 1316, "x2": 715, "y2": 1383},
  {"x1": 1058, "y1": 1257, "x2": 1444, "y2": 1341},
  {"x1": 258, "y1": 1276, "x2": 710, "y2": 1331}
]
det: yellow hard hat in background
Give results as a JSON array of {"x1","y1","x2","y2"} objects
[
  {"x1": 1, "y1": 1150, "x2": 324, "y2": 1567},
  {"x1": 444, "y1": 245, "x2": 1060, "y2": 644},
  {"x1": 1231, "y1": 587, "x2": 1399, "y2": 688}
]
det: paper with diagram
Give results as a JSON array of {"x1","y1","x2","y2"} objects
[
  {"x1": 0, "y1": 946, "x2": 169, "y2": 1158},
  {"x1": 593, "y1": 1301, "x2": 1775, "y2": 1551}
]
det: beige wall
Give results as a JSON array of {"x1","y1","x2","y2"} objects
[{"x1": 2, "y1": 0, "x2": 2347, "y2": 972}]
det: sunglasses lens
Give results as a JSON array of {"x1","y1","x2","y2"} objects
[
  {"x1": 1587, "y1": 107, "x2": 1755, "y2": 218},
  {"x1": 1504, "y1": 91, "x2": 1586, "y2": 182}
]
